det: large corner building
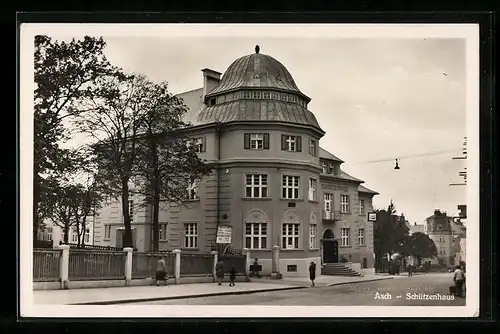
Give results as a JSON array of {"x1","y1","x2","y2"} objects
[{"x1": 94, "y1": 46, "x2": 379, "y2": 277}]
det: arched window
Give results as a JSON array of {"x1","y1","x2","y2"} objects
[
  {"x1": 244, "y1": 209, "x2": 268, "y2": 249},
  {"x1": 282, "y1": 210, "x2": 301, "y2": 249}
]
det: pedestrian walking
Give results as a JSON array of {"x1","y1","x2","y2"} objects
[
  {"x1": 309, "y1": 261, "x2": 317, "y2": 287},
  {"x1": 215, "y1": 260, "x2": 224, "y2": 285},
  {"x1": 408, "y1": 264, "x2": 413, "y2": 277},
  {"x1": 251, "y1": 258, "x2": 261, "y2": 278},
  {"x1": 229, "y1": 265, "x2": 237, "y2": 287},
  {"x1": 452, "y1": 265, "x2": 466, "y2": 297},
  {"x1": 155, "y1": 256, "x2": 167, "y2": 286}
]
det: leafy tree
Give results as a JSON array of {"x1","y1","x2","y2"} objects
[
  {"x1": 403, "y1": 232, "x2": 438, "y2": 266},
  {"x1": 75, "y1": 73, "x2": 148, "y2": 249},
  {"x1": 34, "y1": 35, "x2": 122, "y2": 244},
  {"x1": 373, "y1": 201, "x2": 410, "y2": 272},
  {"x1": 131, "y1": 78, "x2": 212, "y2": 251}
]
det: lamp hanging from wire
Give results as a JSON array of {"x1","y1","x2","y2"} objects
[{"x1": 394, "y1": 159, "x2": 400, "y2": 170}]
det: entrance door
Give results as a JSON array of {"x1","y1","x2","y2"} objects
[{"x1": 323, "y1": 240, "x2": 339, "y2": 263}]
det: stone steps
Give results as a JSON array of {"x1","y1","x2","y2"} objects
[{"x1": 321, "y1": 263, "x2": 362, "y2": 277}]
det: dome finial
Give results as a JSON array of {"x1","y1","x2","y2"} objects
[{"x1": 255, "y1": 45, "x2": 260, "y2": 54}]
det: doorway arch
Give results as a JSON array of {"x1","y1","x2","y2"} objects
[{"x1": 322, "y1": 229, "x2": 338, "y2": 263}]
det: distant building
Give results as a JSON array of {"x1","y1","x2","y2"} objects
[
  {"x1": 409, "y1": 222, "x2": 425, "y2": 235},
  {"x1": 425, "y1": 209, "x2": 466, "y2": 266},
  {"x1": 93, "y1": 46, "x2": 379, "y2": 277},
  {"x1": 37, "y1": 218, "x2": 95, "y2": 247}
]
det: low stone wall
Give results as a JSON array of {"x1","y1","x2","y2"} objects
[{"x1": 33, "y1": 274, "x2": 250, "y2": 291}]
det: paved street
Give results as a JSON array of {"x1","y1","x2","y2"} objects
[{"x1": 129, "y1": 273, "x2": 466, "y2": 306}]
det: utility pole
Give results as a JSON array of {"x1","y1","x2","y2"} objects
[{"x1": 449, "y1": 136, "x2": 467, "y2": 225}]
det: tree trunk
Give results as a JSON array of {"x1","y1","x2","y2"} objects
[
  {"x1": 63, "y1": 226, "x2": 69, "y2": 244},
  {"x1": 121, "y1": 178, "x2": 133, "y2": 248},
  {"x1": 151, "y1": 140, "x2": 160, "y2": 252}
]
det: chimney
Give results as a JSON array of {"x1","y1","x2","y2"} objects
[
  {"x1": 202, "y1": 68, "x2": 221, "y2": 101},
  {"x1": 434, "y1": 209, "x2": 440, "y2": 215}
]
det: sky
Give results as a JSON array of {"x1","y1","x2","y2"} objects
[{"x1": 30, "y1": 25, "x2": 469, "y2": 225}]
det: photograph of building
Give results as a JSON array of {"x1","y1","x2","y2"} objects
[{"x1": 93, "y1": 46, "x2": 378, "y2": 277}]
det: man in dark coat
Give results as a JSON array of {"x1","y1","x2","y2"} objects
[
  {"x1": 215, "y1": 260, "x2": 224, "y2": 285},
  {"x1": 309, "y1": 262, "x2": 317, "y2": 287},
  {"x1": 229, "y1": 265, "x2": 237, "y2": 287}
]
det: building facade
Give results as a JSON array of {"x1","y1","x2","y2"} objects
[
  {"x1": 38, "y1": 218, "x2": 95, "y2": 247},
  {"x1": 409, "y1": 222, "x2": 425, "y2": 235},
  {"x1": 93, "y1": 46, "x2": 378, "y2": 277}
]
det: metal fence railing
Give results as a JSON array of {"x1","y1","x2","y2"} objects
[
  {"x1": 180, "y1": 253, "x2": 213, "y2": 277},
  {"x1": 131, "y1": 252, "x2": 175, "y2": 279},
  {"x1": 33, "y1": 248, "x2": 61, "y2": 282},
  {"x1": 218, "y1": 255, "x2": 247, "y2": 275},
  {"x1": 68, "y1": 249, "x2": 126, "y2": 280}
]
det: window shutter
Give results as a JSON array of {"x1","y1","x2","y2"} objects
[
  {"x1": 263, "y1": 133, "x2": 270, "y2": 149},
  {"x1": 296, "y1": 136, "x2": 302, "y2": 152},
  {"x1": 281, "y1": 134, "x2": 286, "y2": 150},
  {"x1": 202, "y1": 137, "x2": 207, "y2": 152},
  {"x1": 244, "y1": 133, "x2": 250, "y2": 149}
]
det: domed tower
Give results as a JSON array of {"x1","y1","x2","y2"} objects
[{"x1": 173, "y1": 46, "x2": 326, "y2": 277}]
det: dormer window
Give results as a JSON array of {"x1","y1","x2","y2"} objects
[
  {"x1": 322, "y1": 162, "x2": 327, "y2": 174},
  {"x1": 209, "y1": 98, "x2": 216, "y2": 106}
]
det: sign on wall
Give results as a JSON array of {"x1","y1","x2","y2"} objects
[
  {"x1": 367, "y1": 212, "x2": 377, "y2": 222},
  {"x1": 216, "y1": 225, "x2": 232, "y2": 244}
]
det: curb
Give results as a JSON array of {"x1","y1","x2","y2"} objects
[
  {"x1": 327, "y1": 277, "x2": 394, "y2": 287},
  {"x1": 70, "y1": 286, "x2": 306, "y2": 305}
]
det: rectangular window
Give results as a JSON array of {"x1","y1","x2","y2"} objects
[
  {"x1": 243, "y1": 91, "x2": 251, "y2": 99},
  {"x1": 272, "y1": 92, "x2": 279, "y2": 100},
  {"x1": 187, "y1": 181, "x2": 199, "y2": 200},
  {"x1": 358, "y1": 228, "x2": 365, "y2": 246},
  {"x1": 341, "y1": 228, "x2": 350, "y2": 247},
  {"x1": 159, "y1": 223, "x2": 168, "y2": 241},
  {"x1": 47, "y1": 227, "x2": 53, "y2": 241},
  {"x1": 244, "y1": 133, "x2": 269, "y2": 150},
  {"x1": 85, "y1": 228, "x2": 90, "y2": 243},
  {"x1": 184, "y1": 223, "x2": 198, "y2": 248},
  {"x1": 309, "y1": 139, "x2": 317, "y2": 156},
  {"x1": 282, "y1": 175, "x2": 300, "y2": 199},
  {"x1": 245, "y1": 174, "x2": 268, "y2": 198},
  {"x1": 324, "y1": 193, "x2": 333, "y2": 214},
  {"x1": 245, "y1": 223, "x2": 267, "y2": 249},
  {"x1": 263, "y1": 92, "x2": 270, "y2": 99},
  {"x1": 233, "y1": 92, "x2": 240, "y2": 100},
  {"x1": 308, "y1": 178, "x2": 317, "y2": 201},
  {"x1": 104, "y1": 225, "x2": 111, "y2": 239},
  {"x1": 359, "y1": 200, "x2": 365, "y2": 215},
  {"x1": 309, "y1": 224, "x2": 317, "y2": 249},
  {"x1": 340, "y1": 194, "x2": 350, "y2": 213},
  {"x1": 281, "y1": 135, "x2": 302, "y2": 152},
  {"x1": 322, "y1": 162, "x2": 327, "y2": 174},
  {"x1": 72, "y1": 232, "x2": 78, "y2": 242},
  {"x1": 252, "y1": 91, "x2": 261, "y2": 99},
  {"x1": 128, "y1": 200, "x2": 134, "y2": 223},
  {"x1": 287, "y1": 265, "x2": 298, "y2": 272},
  {"x1": 282, "y1": 223, "x2": 300, "y2": 249},
  {"x1": 193, "y1": 137, "x2": 206, "y2": 153}
]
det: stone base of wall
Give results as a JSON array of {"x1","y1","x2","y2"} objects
[{"x1": 33, "y1": 275, "x2": 249, "y2": 291}]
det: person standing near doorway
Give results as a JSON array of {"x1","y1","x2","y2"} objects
[
  {"x1": 155, "y1": 256, "x2": 167, "y2": 286},
  {"x1": 309, "y1": 262, "x2": 317, "y2": 287},
  {"x1": 229, "y1": 265, "x2": 236, "y2": 287}
]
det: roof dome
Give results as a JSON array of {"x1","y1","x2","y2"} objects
[
  {"x1": 197, "y1": 46, "x2": 322, "y2": 131},
  {"x1": 206, "y1": 46, "x2": 310, "y2": 101}
]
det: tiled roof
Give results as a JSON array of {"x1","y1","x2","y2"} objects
[
  {"x1": 358, "y1": 184, "x2": 379, "y2": 195},
  {"x1": 196, "y1": 99, "x2": 322, "y2": 129},
  {"x1": 319, "y1": 147, "x2": 344, "y2": 162}
]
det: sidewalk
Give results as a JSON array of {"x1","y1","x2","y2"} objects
[
  {"x1": 33, "y1": 274, "x2": 395, "y2": 305},
  {"x1": 33, "y1": 282, "x2": 304, "y2": 305},
  {"x1": 251, "y1": 274, "x2": 394, "y2": 287}
]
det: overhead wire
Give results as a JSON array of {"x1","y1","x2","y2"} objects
[{"x1": 350, "y1": 148, "x2": 463, "y2": 165}]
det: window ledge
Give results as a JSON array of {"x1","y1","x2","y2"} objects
[
  {"x1": 247, "y1": 248, "x2": 272, "y2": 251},
  {"x1": 186, "y1": 199, "x2": 200, "y2": 203},
  {"x1": 241, "y1": 197, "x2": 272, "y2": 201},
  {"x1": 340, "y1": 245, "x2": 352, "y2": 248},
  {"x1": 280, "y1": 248, "x2": 304, "y2": 251},
  {"x1": 103, "y1": 238, "x2": 110, "y2": 241},
  {"x1": 308, "y1": 200, "x2": 320, "y2": 204},
  {"x1": 309, "y1": 248, "x2": 320, "y2": 251},
  {"x1": 181, "y1": 247, "x2": 200, "y2": 251},
  {"x1": 280, "y1": 198, "x2": 304, "y2": 202}
]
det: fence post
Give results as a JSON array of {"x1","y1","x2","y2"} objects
[
  {"x1": 271, "y1": 245, "x2": 282, "y2": 279},
  {"x1": 211, "y1": 251, "x2": 218, "y2": 282},
  {"x1": 59, "y1": 244, "x2": 70, "y2": 290},
  {"x1": 173, "y1": 249, "x2": 181, "y2": 284},
  {"x1": 242, "y1": 248, "x2": 250, "y2": 277},
  {"x1": 124, "y1": 247, "x2": 133, "y2": 286}
]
